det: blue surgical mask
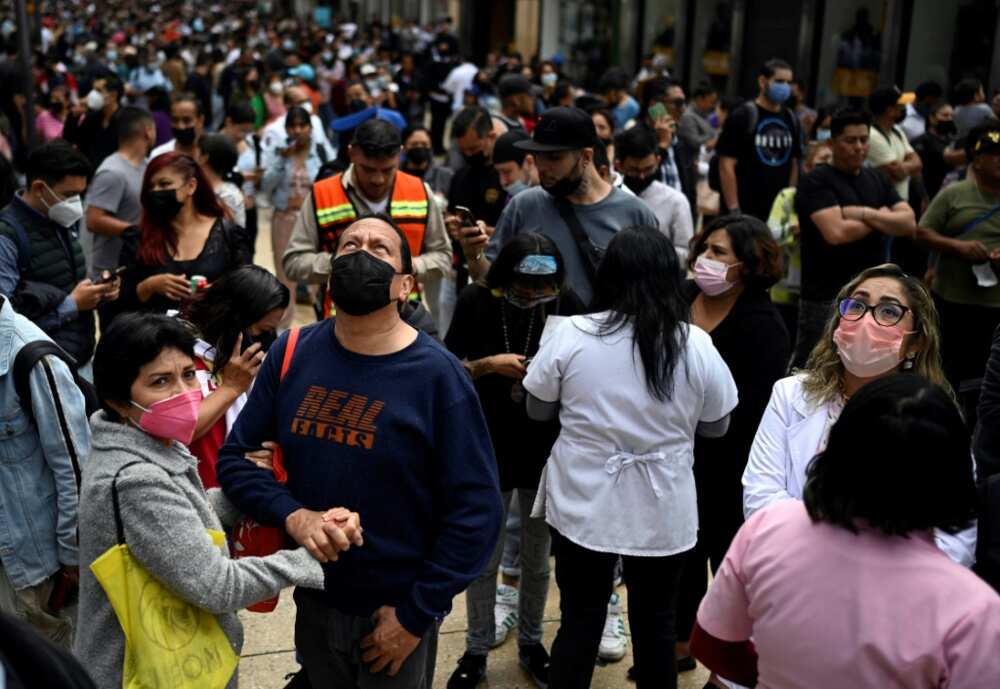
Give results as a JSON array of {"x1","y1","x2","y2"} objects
[
  {"x1": 503, "y1": 180, "x2": 530, "y2": 197},
  {"x1": 816, "y1": 128, "x2": 831, "y2": 142},
  {"x1": 767, "y1": 81, "x2": 791, "y2": 105}
]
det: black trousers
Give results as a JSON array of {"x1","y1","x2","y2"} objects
[
  {"x1": 549, "y1": 529, "x2": 687, "y2": 689},
  {"x1": 429, "y1": 99, "x2": 452, "y2": 155},
  {"x1": 933, "y1": 293, "x2": 1000, "y2": 426},
  {"x1": 674, "y1": 486, "x2": 743, "y2": 643}
]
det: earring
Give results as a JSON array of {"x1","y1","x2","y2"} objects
[{"x1": 902, "y1": 356, "x2": 915, "y2": 370}]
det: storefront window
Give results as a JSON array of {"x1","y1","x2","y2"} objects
[
  {"x1": 815, "y1": 1, "x2": 886, "y2": 105},
  {"x1": 904, "y1": 0, "x2": 995, "y2": 93},
  {"x1": 689, "y1": 1, "x2": 734, "y2": 94},
  {"x1": 642, "y1": 1, "x2": 679, "y2": 71},
  {"x1": 555, "y1": 0, "x2": 616, "y2": 88}
]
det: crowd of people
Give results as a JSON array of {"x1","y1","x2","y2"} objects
[{"x1": 0, "y1": 3, "x2": 999, "y2": 689}]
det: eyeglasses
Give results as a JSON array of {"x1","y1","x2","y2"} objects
[{"x1": 838, "y1": 297, "x2": 910, "y2": 327}]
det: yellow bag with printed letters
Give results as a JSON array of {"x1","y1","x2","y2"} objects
[{"x1": 89, "y1": 467, "x2": 238, "y2": 689}]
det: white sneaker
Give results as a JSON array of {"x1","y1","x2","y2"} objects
[
  {"x1": 598, "y1": 592, "x2": 627, "y2": 662},
  {"x1": 492, "y1": 584, "x2": 519, "y2": 648}
]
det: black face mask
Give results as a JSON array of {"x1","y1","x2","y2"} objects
[
  {"x1": 146, "y1": 188, "x2": 184, "y2": 220},
  {"x1": 624, "y1": 174, "x2": 656, "y2": 195},
  {"x1": 463, "y1": 150, "x2": 488, "y2": 167},
  {"x1": 936, "y1": 120, "x2": 957, "y2": 137},
  {"x1": 242, "y1": 328, "x2": 277, "y2": 354},
  {"x1": 172, "y1": 126, "x2": 197, "y2": 146},
  {"x1": 542, "y1": 155, "x2": 584, "y2": 199},
  {"x1": 895, "y1": 109, "x2": 907, "y2": 124},
  {"x1": 329, "y1": 251, "x2": 398, "y2": 316},
  {"x1": 349, "y1": 98, "x2": 369, "y2": 113},
  {"x1": 406, "y1": 147, "x2": 432, "y2": 165}
]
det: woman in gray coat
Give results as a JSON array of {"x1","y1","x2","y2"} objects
[{"x1": 75, "y1": 312, "x2": 361, "y2": 688}]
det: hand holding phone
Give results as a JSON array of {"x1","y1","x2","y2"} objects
[
  {"x1": 455, "y1": 205, "x2": 480, "y2": 232},
  {"x1": 96, "y1": 267, "x2": 126, "y2": 285}
]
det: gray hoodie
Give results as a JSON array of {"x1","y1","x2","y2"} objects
[{"x1": 75, "y1": 411, "x2": 324, "y2": 689}]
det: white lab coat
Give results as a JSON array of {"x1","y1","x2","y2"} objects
[{"x1": 742, "y1": 374, "x2": 977, "y2": 567}]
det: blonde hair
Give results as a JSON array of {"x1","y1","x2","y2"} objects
[{"x1": 800, "y1": 264, "x2": 950, "y2": 405}]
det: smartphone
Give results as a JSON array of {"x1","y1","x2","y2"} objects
[
  {"x1": 454, "y1": 205, "x2": 477, "y2": 226},
  {"x1": 648, "y1": 102, "x2": 669, "y2": 121},
  {"x1": 455, "y1": 205, "x2": 485, "y2": 236},
  {"x1": 96, "y1": 266, "x2": 126, "y2": 284}
]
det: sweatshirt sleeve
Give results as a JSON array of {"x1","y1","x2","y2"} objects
[
  {"x1": 117, "y1": 463, "x2": 323, "y2": 615},
  {"x1": 216, "y1": 332, "x2": 305, "y2": 527},
  {"x1": 394, "y1": 381, "x2": 503, "y2": 636}
]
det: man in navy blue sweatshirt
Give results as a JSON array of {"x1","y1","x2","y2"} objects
[{"x1": 217, "y1": 214, "x2": 503, "y2": 688}]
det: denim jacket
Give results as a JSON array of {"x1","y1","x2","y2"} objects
[
  {"x1": 260, "y1": 144, "x2": 323, "y2": 212},
  {"x1": 0, "y1": 297, "x2": 90, "y2": 588}
]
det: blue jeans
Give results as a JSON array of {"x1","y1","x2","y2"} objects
[
  {"x1": 465, "y1": 489, "x2": 551, "y2": 655},
  {"x1": 500, "y1": 492, "x2": 522, "y2": 578}
]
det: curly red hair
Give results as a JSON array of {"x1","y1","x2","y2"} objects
[{"x1": 138, "y1": 152, "x2": 227, "y2": 265}]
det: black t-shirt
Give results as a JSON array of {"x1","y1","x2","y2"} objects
[
  {"x1": 795, "y1": 164, "x2": 902, "y2": 302},
  {"x1": 444, "y1": 283, "x2": 584, "y2": 491},
  {"x1": 447, "y1": 161, "x2": 507, "y2": 227},
  {"x1": 912, "y1": 132, "x2": 951, "y2": 199},
  {"x1": 716, "y1": 102, "x2": 801, "y2": 220}
]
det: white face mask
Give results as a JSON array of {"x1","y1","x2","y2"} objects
[
  {"x1": 42, "y1": 183, "x2": 84, "y2": 228},
  {"x1": 85, "y1": 89, "x2": 105, "y2": 111},
  {"x1": 269, "y1": 81, "x2": 283, "y2": 95}
]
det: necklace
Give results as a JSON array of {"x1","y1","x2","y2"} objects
[{"x1": 501, "y1": 302, "x2": 536, "y2": 403}]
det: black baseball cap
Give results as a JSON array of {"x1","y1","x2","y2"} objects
[
  {"x1": 493, "y1": 130, "x2": 530, "y2": 165},
  {"x1": 974, "y1": 128, "x2": 1000, "y2": 157},
  {"x1": 515, "y1": 107, "x2": 598, "y2": 153},
  {"x1": 498, "y1": 74, "x2": 533, "y2": 98},
  {"x1": 868, "y1": 85, "x2": 905, "y2": 116}
]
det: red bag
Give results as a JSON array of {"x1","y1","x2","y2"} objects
[{"x1": 232, "y1": 328, "x2": 299, "y2": 612}]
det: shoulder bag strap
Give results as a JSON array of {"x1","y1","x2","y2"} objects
[
  {"x1": 554, "y1": 200, "x2": 601, "y2": 285},
  {"x1": 269, "y1": 328, "x2": 300, "y2": 485},
  {"x1": 111, "y1": 462, "x2": 146, "y2": 545}
]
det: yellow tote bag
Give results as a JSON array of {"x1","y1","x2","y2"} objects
[{"x1": 89, "y1": 465, "x2": 238, "y2": 689}]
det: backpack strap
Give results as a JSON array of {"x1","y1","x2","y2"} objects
[
  {"x1": 0, "y1": 211, "x2": 31, "y2": 272},
  {"x1": 271, "y1": 328, "x2": 300, "y2": 485},
  {"x1": 13, "y1": 340, "x2": 84, "y2": 485}
]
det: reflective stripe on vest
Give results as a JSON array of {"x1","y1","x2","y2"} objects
[
  {"x1": 312, "y1": 170, "x2": 429, "y2": 318},
  {"x1": 312, "y1": 170, "x2": 428, "y2": 257}
]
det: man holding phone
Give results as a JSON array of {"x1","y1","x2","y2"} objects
[
  {"x1": 460, "y1": 107, "x2": 656, "y2": 306},
  {"x1": 640, "y1": 78, "x2": 697, "y2": 215}
]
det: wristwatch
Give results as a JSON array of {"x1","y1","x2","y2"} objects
[{"x1": 726, "y1": 206, "x2": 741, "y2": 216}]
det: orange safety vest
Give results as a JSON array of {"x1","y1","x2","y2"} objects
[{"x1": 312, "y1": 170, "x2": 429, "y2": 317}]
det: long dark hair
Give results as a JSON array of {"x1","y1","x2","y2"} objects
[
  {"x1": 139, "y1": 152, "x2": 227, "y2": 265},
  {"x1": 590, "y1": 226, "x2": 689, "y2": 401},
  {"x1": 183, "y1": 266, "x2": 290, "y2": 374}
]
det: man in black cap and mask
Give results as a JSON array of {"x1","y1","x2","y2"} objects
[{"x1": 460, "y1": 107, "x2": 656, "y2": 305}]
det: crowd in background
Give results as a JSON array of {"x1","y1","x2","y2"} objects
[{"x1": 0, "y1": 3, "x2": 999, "y2": 689}]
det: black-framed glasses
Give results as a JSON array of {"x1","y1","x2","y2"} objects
[{"x1": 838, "y1": 297, "x2": 910, "y2": 327}]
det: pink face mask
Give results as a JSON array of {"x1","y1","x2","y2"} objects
[
  {"x1": 131, "y1": 389, "x2": 204, "y2": 445},
  {"x1": 833, "y1": 316, "x2": 911, "y2": 378},
  {"x1": 693, "y1": 255, "x2": 740, "y2": 296}
]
